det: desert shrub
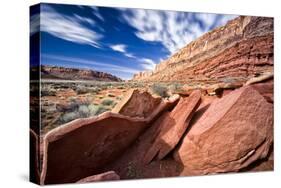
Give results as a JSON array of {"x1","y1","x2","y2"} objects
[
  {"x1": 169, "y1": 83, "x2": 183, "y2": 93},
  {"x1": 41, "y1": 88, "x2": 56, "y2": 96},
  {"x1": 88, "y1": 104, "x2": 108, "y2": 115},
  {"x1": 75, "y1": 85, "x2": 88, "y2": 94},
  {"x1": 60, "y1": 111, "x2": 80, "y2": 123},
  {"x1": 150, "y1": 84, "x2": 169, "y2": 98},
  {"x1": 78, "y1": 105, "x2": 90, "y2": 117},
  {"x1": 101, "y1": 98, "x2": 115, "y2": 106}
]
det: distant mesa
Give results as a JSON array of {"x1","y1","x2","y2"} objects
[{"x1": 40, "y1": 65, "x2": 123, "y2": 82}]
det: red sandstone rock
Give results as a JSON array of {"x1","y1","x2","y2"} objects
[
  {"x1": 41, "y1": 112, "x2": 149, "y2": 184},
  {"x1": 101, "y1": 111, "x2": 184, "y2": 179},
  {"x1": 143, "y1": 90, "x2": 201, "y2": 164},
  {"x1": 173, "y1": 86, "x2": 273, "y2": 175},
  {"x1": 251, "y1": 79, "x2": 273, "y2": 103},
  {"x1": 113, "y1": 89, "x2": 180, "y2": 121},
  {"x1": 76, "y1": 171, "x2": 120, "y2": 183},
  {"x1": 112, "y1": 89, "x2": 162, "y2": 118}
]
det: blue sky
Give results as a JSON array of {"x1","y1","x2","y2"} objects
[{"x1": 30, "y1": 3, "x2": 237, "y2": 80}]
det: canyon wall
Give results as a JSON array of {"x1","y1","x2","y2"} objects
[{"x1": 132, "y1": 16, "x2": 273, "y2": 84}]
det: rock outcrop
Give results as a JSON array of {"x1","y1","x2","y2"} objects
[
  {"x1": 40, "y1": 92, "x2": 179, "y2": 184},
  {"x1": 41, "y1": 65, "x2": 122, "y2": 81},
  {"x1": 112, "y1": 89, "x2": 162, "y2": 118},
  {"x1": 173, "y1": 86, "x2": 273, "y2": 174},
  {"x1": 76, "y1": 171, "x2": 120, "y2": 183},
  {"x1": 112, "y1": 89, "x2": 180, "y2": 119},
  {"x1": 132, "y1": 16, "x2": 273, "y2": 86},
  {"x1": 143, "y1": 90, "x2": 201, "y2": 163},
  {"x1": 41, "y1": 113, "x2": 147, "y2": 184}
]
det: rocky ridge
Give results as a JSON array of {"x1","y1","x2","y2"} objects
[{"x1": 41, "y1": 65, "x2": 122, "y2": 82}]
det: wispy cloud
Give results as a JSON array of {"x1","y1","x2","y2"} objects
[
  {"x1": 42, "y1": 54, "x2": 140, "y2": 74},
  {"x1": 110, "y1": 44, "x2": 126, "y2": 53},
  {"x1": 109, "y1": 44, "x2": 136, "y2": 58},
  {"x1": 74, "y1": 14, "x2": 95, "y2": 25},
  {"x1": 122, "y1": 9, "x2": 237, "y2": 54},
  {"x1": 38, "y1": 5, "x2": 102, "y2": 48},
  {"x1": 91, "y1": 6, "x2": 104, "y2": 21},
  {"x1": 30, "y1": 14, "x2": 40, "y2": 35},
  {"x1": 140, "y1": 58, "x2": 156, "y2": 70}
]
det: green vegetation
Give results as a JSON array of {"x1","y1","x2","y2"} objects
[
  {"x1": 150, "y1": 83, "x2": 169, "y2": 98},
  {"x1": 169, "y1": 83, "x2": 183, "y2": 94},
  {"x1": 101, "y1": 98, "x2": 115, "y2": 106},
  {"x1": 59, "y1": 104, "x2": 109, "y2": 124}
]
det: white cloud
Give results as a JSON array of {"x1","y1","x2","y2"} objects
[
  {"x1": 122, "y1": 9, "x2": 237, "y2": 54},
  {"x1": 42, "y1": 54, "x2": 140, "y2": 74},
  {"x1": 91, "y1": 6, "x2": 104, "y2": 21},
  {"x1": 39, "y1": 5, "x2": 102, "y2": 48},
  {"x1": 140, "y1": 58, "x2": 156, "y2": 70},
  {"x1": 110, "y1": 44, "x2": 127, "y2": 53},
  {"x1": 30, "y1": 14, "x2": 40, "y2": 35},
  {"x1": 74, "y1": 14, "x2": 95, "y2": 25},
  {"x1": 110, "y1": 44, "x2": 137, "y2": 58}
]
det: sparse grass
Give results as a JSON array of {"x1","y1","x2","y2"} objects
[
  {"x1": 150, "y1": 83, "x2": 169, "y2": 98},
  {"x1": 59, "y1": 104, "x2": 109, "y2": 124},
  {"x1": 168, "y1": 83, "x2": 183, "y2": 93},
  {"x1": 101, "y1": 98, "x2": 115, "y2": 106}
]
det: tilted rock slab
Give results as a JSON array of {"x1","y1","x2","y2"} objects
[
  {"x1": 173, "y1": 86, "x2": 273, "y2": 174},
  {"x1": 41, "y1": 112, "x2": 147, "y2": 184},
  {"x1": 113, "y1": 89, "x2": 180, "y2": 120},
  {"x1": 41, "y1": 91, "x2": 180, "y2": 184},
  {"x1": 143, "y1": 90, "x2": 201, "y2": 164},
  {"x1": 112, "y1": 89, "x2": 166, "y2": 118},
  {"x1": 76, "y1": 171, "x2": 120, "y2": 183}
]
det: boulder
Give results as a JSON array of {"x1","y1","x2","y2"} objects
[
  {"x1": 112, "y1": 89, "x2": 162, "y2": 118},
  {"x1": 250, "y1": 78, "x2": 273, "y2": 103},
  {"x1": 173, "y1": 86, "x2": 273, "y2": 174},
  {"x1": 41, "y1": 112, "x2": 148, "y2": 184},
  {"x1": 76, "y1": 171, "x2": 120, "y2": 183},
  {"x1": 143, "y1": 90, "x2": 201, "y2": 164}
]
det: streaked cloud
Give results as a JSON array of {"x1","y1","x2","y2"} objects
[
  {"x1": 140, "y1": 58, "x2": 156, "y2": 70},
  {"x1": 91, "y1": 6, "x2": 104, "y2": 21},
  {"x1": 42, "y1": 54, "x2": 140, "y2": 74},
  {"x1": 39, "y1": 5, "x2": 102, "y2": 48},
  {"x1": 109, "y1": 44, "x2": 137, "y2": 59},
  {"x1": 122, "y1": 9, "x2": 237, "y2": 54}
]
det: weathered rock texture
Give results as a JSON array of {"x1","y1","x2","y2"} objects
[
  {"x1": 41, "y1": 113, "x2": 147, "y2": 184},
  {"x1": 173, "y1": 86, "x2": 273, "y2": 175},
  {"x1": 112, "y1": 89, "x2": 162, "y2": 118},
  {"x1": 76, "y1": 171, "x2": 120, "y2": 183},
  {"x1": 41, "y1": 92, "x2": 179, "y2": 184},
  {"x1": 41, "y1": 65, "x2": 122, "y2": 81},
  {"x1": 143, "y1": 90, "x2": 201, "y2": 163},
  {"x1": 112, "y1": 89, "x2": 180, "y2": 119},
  {"x1": 132, "y1": 16, "x2": 273, "y2": 85}
]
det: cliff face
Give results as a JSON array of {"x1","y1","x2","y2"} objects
[
  {"x1": 132, "y1": 16, "x2": 273, "y2": 84},
  {"x1": 41, "y1": 65, "x2": 122, "y2": 82}
]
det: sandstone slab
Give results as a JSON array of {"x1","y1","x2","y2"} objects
[
  {"x1": 173, "y1": 86, "x2": 273, "y2": 174},
  {"x1": 41, "y1": 112, "x2": 148, "y2": 184},
  {"x1": 143, "y1": 90, "x2": 201, "y2": 164}
]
